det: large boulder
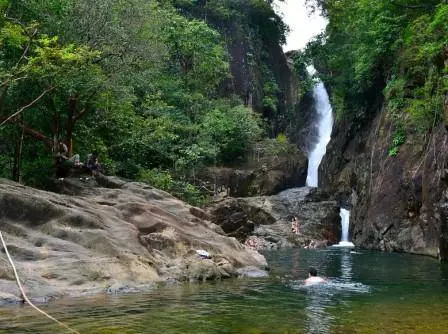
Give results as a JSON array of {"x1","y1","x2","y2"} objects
[
  {"x1": 200, "y1": 142, "x2": 308, "y2": 198},
  {"x1": 0, "y1": 178, "x2": 267, "y2": 303},
  {"x1": 207, "y1": 187, "x2": 341, "y2": 250}
]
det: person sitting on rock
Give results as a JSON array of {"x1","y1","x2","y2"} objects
[
  {"x1": 87, "y1": 151, "x2": 101, "y2": 176},
  {"x1": 55, "y1": 139, "x2": 68, "y2": 165},
  {"x1": 304, "y1": 267, "x2": 327, "y2": 285},
  {"x1": 54, "y1": 139, "x2": 83, "y2": 178}
]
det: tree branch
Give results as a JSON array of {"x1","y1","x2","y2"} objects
[
  {"x1": 0, "y1": 86, "x2": 55, "y2": 128},
  {"x1": 74, "y1": 90, "x2": 97, "y2": 121},
  {"x1": 0, "y1": 117, "x2": 53, "y2": 148},
  {"x1": 14, "y1": 28, "x2": 38, "y2": 69},
  {"x1": 0, "y1": 73, "x2": 28, "y2": 88}
]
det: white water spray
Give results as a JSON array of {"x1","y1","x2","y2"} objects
[
  {"x1": 304, "y1": 68, "x2": 354, "y2": 247},
  {"x1": 306, "y1": 68, "x2": 334, "y2": 187},
  {"x1": 335, "y1": 208, "x2": 355, "y2": 247}
]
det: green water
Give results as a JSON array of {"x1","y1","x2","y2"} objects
[{"x1": 1, "y1": 248, "x2": 447, "y2": 334}]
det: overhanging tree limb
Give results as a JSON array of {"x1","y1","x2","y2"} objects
[
  {"x1": 0, "y1": 86, "x2": 56, "y2": 128},
  {"x1": 0, "y1": 76, "x2": 28, "y2": 88},
  {"x1": 0, "y1": 117, "x2": 53, "y2": 148},
  {"x1": 73, "y1": 90, "x2": 97, "y2": 121}
]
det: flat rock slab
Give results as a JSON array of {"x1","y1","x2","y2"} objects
[{"x1": 0, "y1": 178, "x2": 267, "y2": 302}]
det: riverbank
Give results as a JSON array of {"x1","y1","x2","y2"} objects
[{"x1": 0, "y1": 177, "x2": 267, "y2": 303}]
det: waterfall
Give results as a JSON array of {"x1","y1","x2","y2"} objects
[
  {"x1": 335, "y1": 208, "x2": 355, "y2": 247},
  {"x1": 303, "y1": 68, "x2": 354, "y2": 248},
  {"x1": 340, "y1": 208, "x2": 350, "y2": 242},
  {"x1": 305, "y1": 69, "x2": 334, "y2": 187}
]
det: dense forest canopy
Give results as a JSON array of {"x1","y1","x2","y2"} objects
[
  {"x1": 303, "y1": 0, "x2": 447, "y2": 154},
  {"x1": 3, "y1": 0, "x2": 445, "y2": 203},
  {"x1": 0, "y1": 0, "x2": 293, "y2": 204}
]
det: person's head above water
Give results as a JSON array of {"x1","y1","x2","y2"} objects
[{"x1": 308, "y1": 267, "x2": 318, "y2": 277}]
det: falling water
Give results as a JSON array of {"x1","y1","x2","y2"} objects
[
  {"x1": 305, "y1": 68, "x2": 334, "y2": 187},
  {"x1": 303, "y1": 68, "x2": 354, "y2": 247},
  {"x1": 335, "y1": 208, "x2": 355, "y2": 247}
]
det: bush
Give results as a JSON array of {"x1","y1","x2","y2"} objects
[
  {"x1": 388, "y1": 129, "x2": 406, "y2": 157},
  {"x1": 137, "y1": 168, "x2": 208, "y2": 206},
  {"x1": 200, "y1": 104, "x2": 263, "y2": 163}
]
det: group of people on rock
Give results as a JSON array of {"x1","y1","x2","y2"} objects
[
  {"x1": 244, "y1": 236, "x2": 264, "y2": 250},
  {"x1": 290, "y1": 216, "x2": 329, "y2": 249},
  {"x1": 55, "y1": 139, "x2": 101, "y2": 177}
]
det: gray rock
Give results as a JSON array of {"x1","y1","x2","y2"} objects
[
  {"x1": 208, "y1": 187, "x2": 341, "y2": 250},
  {"x1": 0, "y1": 292, "x2": 22, "y2": 305},
  {"x1": 236, "y1": 266, "x2": 269, "y2": 278},
  {"x1": 0, "y1": 177, "x2": 267, "y2": 302},
  {"x1": 320, "y1": 107, "x2": 448, "y2": 259}
]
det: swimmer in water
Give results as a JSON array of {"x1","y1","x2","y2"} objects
[{"x1": 304, "y1": 267, "x2": 327, "y2": 285}]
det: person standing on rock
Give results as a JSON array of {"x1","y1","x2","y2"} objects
[{"x1": 291, "y1": 216, "x2": 300, "y2": 235}]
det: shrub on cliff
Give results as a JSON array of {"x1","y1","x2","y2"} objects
[{"x1": 305, "y1": 0, "x2": 447, "y2": 138}]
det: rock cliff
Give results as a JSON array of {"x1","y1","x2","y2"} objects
[
  {"x1": 0, "y1": 177, "x2": 267, "y2": 303},
  {"x1": 199, "y1": 141, "x2": 308, "y2": 198},
  {"x1": 208, "y1": 187, "x2": 340, "y2": 250},
  {"x1": 320, "y1": 107, "x2": 448, "y2": 260}
]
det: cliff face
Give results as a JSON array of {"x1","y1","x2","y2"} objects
[
  {"x1": 220, "y1": 25, "x2": 299, "y2": 138},
  {"x1": 321, "y1": 105, "x2": 448, "y2": 260},
  {"x1": 173, "y1": 1, "x2": 300, "y2": 137}
]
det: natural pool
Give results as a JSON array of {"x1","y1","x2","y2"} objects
[{"x1": 0, "y1": 248, "x2": 447, "y2": 333}]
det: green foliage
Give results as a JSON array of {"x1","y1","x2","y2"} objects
[
  {"x1": 200, "y1": 103, "x2": 263, "y2": 162},
  {"x1": 291, "y1": 51, "x2": 316, "y2": 99},
  {"x1": 252, "y1": 136, "x2": 299, "y2": 163},
  {"x1": 275, "y1": 132, "x2": 288, "y2": 145},
  {"x1": 162, "y1": 15, "x2": 230, "y2": 93},
  {"x1": 173, "y1": 0, "x2": 288, "y2": 45},
  {"x1": 138, "y1": 168, "x2": 207, "y2": 206},
  {"x1": 0, "y1": 0, "x2": 280, "y2": 203},
  {"x1": 388, "y1": 128, "x2": 406, "y2": 157},
  {"x1": 384, "y1": 76, "x2": 406, "y2": 123},
  {"x1": 262, "y1": 80, "x2": 279, "y2": 112},
  {"x1": 306, "y1": 0, "x2": 447, "y2": 134}
]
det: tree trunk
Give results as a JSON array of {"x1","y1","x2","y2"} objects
[
  {"x1": 67, "y1": 95, "x2": 76, "y2": 157},
  {"x1": 0, "y1": 84, "x2": 8, "y2": 115},
  {"x1": 12, "y1": 116, "x2": 25, "y2": 182}
]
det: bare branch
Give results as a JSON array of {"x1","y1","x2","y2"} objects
[
  {"x1": 15, "y1": 28, "x2": 38, "y2": 69},
  {"x1": 0, "y1": 86, "x2": 56, "y2": 128},
  {"x1": 0, "y1": 75, "x2": 28, "y2": 88}
]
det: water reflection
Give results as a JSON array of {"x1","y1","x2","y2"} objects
[
  {"x1": 0, "y1": 249, "x2": 446, "y2": 333},
  {"x1": 305, "y1": 250, "x2": 351, "y2": 333},
  {"x1": 291, "y1": 249, "x2": 369, "y2": 333},
  {"x1": 304, "y1": 288, "x2": 334, "y2": 334},
  {"x1": 340, "y1": 249, "x2": 352, "y2": 280}
]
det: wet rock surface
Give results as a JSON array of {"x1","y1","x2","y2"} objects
[
  {"x1": 0, "y1": 178, "x2": 267, "y2": 302},
  {"x1": 321, "y1": 109, "x2": 448, "y2": 260},
  {"x1": 208, "y1": 187, "x2": 341, "y2": 250}
]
